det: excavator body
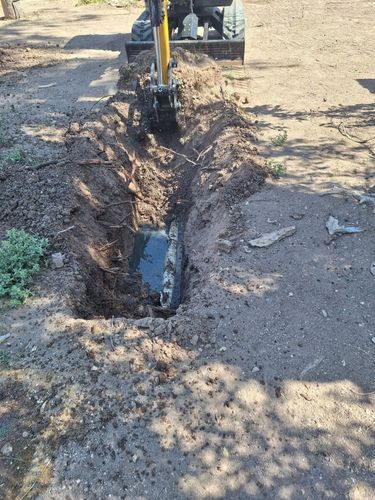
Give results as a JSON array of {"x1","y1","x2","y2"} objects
[
  {"x1": 126, "y1": 0, "x2": 245, "y2": 125},
  {"x1": 126, "y1": 0, "x2": 245, "y2": 64}
]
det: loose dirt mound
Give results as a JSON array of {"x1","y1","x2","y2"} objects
[{"x1": 0, "y1": 50, "x2": 266, "y2": 319}]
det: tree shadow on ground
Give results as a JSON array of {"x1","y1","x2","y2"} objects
[{"x1": 1, "y1": 174, "x2": 375, "y2": 498}]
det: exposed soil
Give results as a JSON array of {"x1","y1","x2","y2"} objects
[
  {"x1": 60, "y1": 50, "x2": 265, "y2": 318},
  {"x1": 1, "y1": 0, "x2": 375, "y2": 498},
  {"x1": 0, "y1": 46, "x2": 63, "y2": 75}
]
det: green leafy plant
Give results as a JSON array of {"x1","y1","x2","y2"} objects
[
  {"x1": 267, "y1": 160, "x2": 286, "y2": 179},
  {"x1": 0, "y1": 149, "x2": 28, "y2": 170},
  {"x1": 0, "y1": 229, "x2": 48, "y2": 306},
  {"x1": 6, "y1": 150, "x2": 27, "y2": 164},
  {"x1": 271, "y1": 130, "x2": 288, "y2": 147}
]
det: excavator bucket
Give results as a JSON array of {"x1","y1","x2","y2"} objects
[{"x1": 126, "y1": 39, "x2": 245, "y2": 64}]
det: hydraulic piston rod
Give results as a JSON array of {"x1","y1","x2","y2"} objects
[
  {"x1": 149, "y1": 0, "x2": 170, "y2": 86},
  {"x1": 148, "y1": 0, "x2": 180, "y2": 125}
]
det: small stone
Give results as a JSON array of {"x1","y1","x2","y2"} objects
[
  {"x1": 22, "y1": 431, "x2": 30, "y2": 438},
  {"x1": 1, "y1": 443, "x2": 13, "y2": 456},
  {"x1": 322, "y1": 309, "x2": 328, "y2": 318},
  {"x1": 134, "y1": 318, "x2": 153, "y2": 329},
  {"x1": 209, "y1": 334, "x2": 217, "y2": 344},
  {"x1": 153, "y1": 324, "x2": 166, "y2": 337},
  {"x1": 91, "y1": 365, "x2": 99, "y2": 371},
  {"x1": 51, "y1": 252, "x2": 64, "y2": 269},
  {"x1": 252, "y1": 366, "x2": 260, "y2": 373},
  {"x1": 371, "y1": 337, "x2": 375, "y2": 345},
  {"x1": 191, "y1": 334, "x2": 199, "y2": 346},
  {"x1": 219, "y1": 346, "x2": 227, "y2": 352},
  {"x1": 217, "y1": 239, "x2": 233, "y2": 254}
]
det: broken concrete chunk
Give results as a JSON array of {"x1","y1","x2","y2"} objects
[
  {"x1": 326, "y1": 216, "x2": 363, "y2": 236},
  {"x1": 248, "y1": 226, "x2": 296, "y2": 248}
]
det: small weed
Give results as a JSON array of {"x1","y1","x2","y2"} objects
[
  {"x1": 271, "y1": 130, "x2": 288, "y2": 147},
  {"x1": 0, "y1": 229, "x2": 49, "y2": 306},
  {"x1": 6, "y1": 150, "x2": 27, "y2": 164},
  {"x1": 0, "y1": 350, "x2": 10, "y2": 369},
  {"x1": 0, "y1": 149, "x2": 28, "y2": 170},
  {"x1": 267, "y1": 160, "x2": 286, "y2": 179}
]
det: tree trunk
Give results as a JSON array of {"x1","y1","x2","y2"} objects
[{"x1": 1, "y1": 0, "x2": 21, "y2": 19}]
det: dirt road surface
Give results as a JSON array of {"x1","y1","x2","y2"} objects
[{"x1": 1, "y1": 0, "x2": 374, "y2": 499}]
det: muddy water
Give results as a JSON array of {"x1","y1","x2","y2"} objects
[{"x1": 129, "y1": 225, "x2": 169, "y2": 295}]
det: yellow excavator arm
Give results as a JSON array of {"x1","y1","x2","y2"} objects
[{"x1": 147, "y1": 0, "x2": 180, "y2": 127}]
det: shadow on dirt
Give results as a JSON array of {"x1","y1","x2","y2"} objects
[
  {"x1": 1, "y1": 274, "x2": 374, "y2": 498},
  {"x1": 244, "y1": 101, "x2": 375, "y2": 167},
  {"x1": 357, "y1": 79, "x2": 375, "y2": 94}
]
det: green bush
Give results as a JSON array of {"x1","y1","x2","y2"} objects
[{"x1": 0, "y1": 229, "x2": 48, "y2": 306}]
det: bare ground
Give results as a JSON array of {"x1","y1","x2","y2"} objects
[{"x1": 0, "y1": 0, "x2": 374, "y2": 499}]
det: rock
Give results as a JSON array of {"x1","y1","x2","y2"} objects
[
  {"x1": 0, "y1": 333, "x2": 10, "y2": 344},
  {"x1": 51, "y1": 252, "x2": 64, "y2": 269},
  {"x1": 209, "y1": 334, "x2": 217, "y2": 344},
  {"x1": 252, "y1": 366, "x2": 260, "y2": 373},
  {"x1": 134, "y1": 317, "x2": 153, "y2": 329},
  {"x1": 371, "y1": 337, "x2": 375, "y2": 345},
  {"x1": 322, "y1": 309, "x2": 328, "y2": 318},
  {"x1": 217, "y1": 239, "x2": 233, "y2": 253},
  {"x1": 248, "y1": 226, "x2": 296, "y2": 248},
  {"x1": 219, "y1": 346, "x2": 227, "y2": 352},
  {"x1": 191, "y1": 334, "x2": 199, "y2": 346},
  {"x1": 290, "y1": 213, "x2": 305, "y2": 220},
  {"x1": 153, "y1": 324, "x2": 166, "y2": 337},
  {"x1": 22, "y1": 431, "x2": 30, "y2": 438},
  {"x1": 326, "y1": 216, "x2": 363, "y2": 236},
  {"x1": 1, "y1": 443, "x2": 13, "y2": 456}
]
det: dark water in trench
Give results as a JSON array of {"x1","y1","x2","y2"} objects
[{"x1": 128, "y1": 225, "x2": 168, "y2": 294}]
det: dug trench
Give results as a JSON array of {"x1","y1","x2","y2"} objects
[
  {"x1": 0, "y1": 49, "x2": 268, "y2": 498},
  {"x1": 62, "y1": 49, "x2": 267, "y2": 321}
]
